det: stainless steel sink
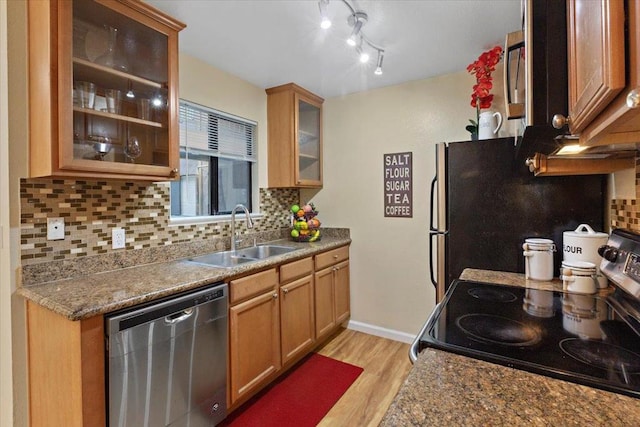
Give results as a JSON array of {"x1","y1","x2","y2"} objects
[
  {"x1": 235, "y1": 244, "x2": 297, "y2": 259},
  {"x1": 187, "y1": 251, "x2": 257, "y2": 268},
  {"x1": 186, "y1": 244, "x2": 297, "y2": 268}
]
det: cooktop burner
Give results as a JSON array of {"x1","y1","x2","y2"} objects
[
  {"x1": 559, "y1": 338, "x2": 640, "y2": 374},
  {"x1": 418, "y1": 280, "x2": 640, "y2": 398},
  {"x1": 456, "y1": 314, "x2": 542, "y2": 346},
  {"x1": 467, "y1": 287, "x2": 517, "y2": 303}
]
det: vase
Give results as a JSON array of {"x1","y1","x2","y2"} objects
[{"x1": 95, "y1": 26, "x2": 129, "y2": 72}]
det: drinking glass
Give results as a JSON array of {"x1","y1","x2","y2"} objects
[
  {"x1": 105, "y1": 89, "x2": 122, "y2": 114},
  {"x1": 75, "y1": 81, "x2": 96, "y2": 109}
]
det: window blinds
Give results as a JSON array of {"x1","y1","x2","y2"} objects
[{"x1": 179, "y1": 101, "x2": 257, "y2": 162}]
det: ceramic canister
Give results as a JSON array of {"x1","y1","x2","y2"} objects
[
  {"x1": 562, "y1": 224, "x2": 608, "y2": 288},
  {"x1": 560, "y1": 260, "x2": 598, "y2": 294},
  {"x1": 523, "y1": 238, "x2": 556, "y2": 281}
]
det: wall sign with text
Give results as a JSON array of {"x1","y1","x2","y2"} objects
[{"x1": 383, "y1": 152, "x2": 412, "y2": 217}]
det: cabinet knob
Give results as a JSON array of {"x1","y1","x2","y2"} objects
[
  {"x1": 170, "y1": 168, "x2": 179, "y2": 178},
  {"x1": 524, "y1": 154, "x2": 541, "y2": 174},
  {"x1": 272, "y1": 293, "x2": 278, "y2": 299},
  {"x1": 333, "y1": 255, "x2": 338, "y2": 259},
  {"x1": 627, "y1": 88, "x2": 640, "y2": 109},
  {"x1": 552, "y1": 114, "x2": 570, "y2": 129},
  {"x1": 283, "y1": 288, "x2": 289, "y2": 294}
]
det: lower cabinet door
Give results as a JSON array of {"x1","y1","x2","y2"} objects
[
  {"x1": 229, "y1": 289, "x2": 280, "y2": 405},
  {"x1": 334, "y1": 260, "x2": 351, "y2": 325},
  {"x1": 314, "y1": 267, "x2": 335, "y2": 341},
  {"x1": 280, "y1": 274, "x2": 315, "y2": 365}
]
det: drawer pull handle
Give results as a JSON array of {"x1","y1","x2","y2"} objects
[{"x1": 333, "y1": 255, "x2": 338, "y2": 259}]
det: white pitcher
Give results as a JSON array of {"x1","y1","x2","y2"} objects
[{"x1": 478, "y1": 111, "x2": 503, "y2": 139}]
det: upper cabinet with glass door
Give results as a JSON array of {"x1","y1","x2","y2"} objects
[
  {"x1": 28, "y1": 0, "x2": 185, "y2": 181},
  {"x1": 266, "y1": 83, "x2": 324, "y2": 188}
]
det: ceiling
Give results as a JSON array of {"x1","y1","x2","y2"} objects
[{"x1": 146, "y1": 0, "x2": 522, "y2": 99}]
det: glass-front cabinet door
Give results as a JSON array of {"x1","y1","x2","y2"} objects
[
  {"x1": 296, "y1": 96, "x2": 322, "y2": 186},
  {"x1": 28, "y1": 0, "x2": 185, "y2": 180}
]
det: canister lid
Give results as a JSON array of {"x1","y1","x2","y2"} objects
[
  {"x1": 561, "y1": 260, "x2": 597, "y2": 271},
  {"x1": 563, "y1": 224, "x2": 608, "y2": 239},
  {"x1": 525, "y1": 238, "x2": 555, "y2": 250}
]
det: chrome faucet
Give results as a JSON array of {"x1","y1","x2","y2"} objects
[{"x1": 231, "y1": 204, "x2": 254, "y2": 252}]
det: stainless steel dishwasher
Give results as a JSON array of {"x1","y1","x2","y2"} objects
[{"x1": 105, "y1": 282, "x2": 228, "y2": 427}]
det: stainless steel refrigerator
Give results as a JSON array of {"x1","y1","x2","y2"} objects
[{"x1": 429, "y1": 138, "x2": 606, "y2": 301}]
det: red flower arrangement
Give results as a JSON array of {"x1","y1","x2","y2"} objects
[{"x1": 465, "y1": 45, "x2": 503, "y2": 138}]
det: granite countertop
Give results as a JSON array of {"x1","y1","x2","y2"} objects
[
  {"x1": 17, "y1": 236, "x2": 351, "y2": 321},
  {"x1": 380, "y1": 268, "x2": 640, "y2": 426}
]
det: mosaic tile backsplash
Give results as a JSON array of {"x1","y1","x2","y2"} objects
[
  {"x1": 20, "y1": 179, "x2": 298, "y2": 265},
  {"x1": 610, "y1": 157, "x2": 640, "y2": 232}
]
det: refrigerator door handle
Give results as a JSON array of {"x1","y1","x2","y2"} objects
[
  {"x1": 429, "y1": 230, "x2": 437, "y2": 288},
  {"x1": 429, "y1": 176, "x2": 438, "y2": 232}
]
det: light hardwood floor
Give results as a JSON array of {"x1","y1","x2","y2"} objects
[{"x1": 315, "y1": 328, "x2": 412, "y2": 427}]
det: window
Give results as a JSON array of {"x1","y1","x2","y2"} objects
[{"x1": 170, "y1": 101, "x2": 256, "y2": 217}]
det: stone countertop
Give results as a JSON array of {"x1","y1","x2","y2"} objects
[
  {"x1": 17, "y1": 236, "x2": 351, "y2": 321},
  {"x1": 380, "y1": 268, "x2": 640, "y2": 426}
]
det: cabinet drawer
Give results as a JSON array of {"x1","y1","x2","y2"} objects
[
  {"x1": 315, "y1": 246, "x2": 349, "y2": 271},
  {"x1": 280, "y1": 257, "x2": 313, "y2": 283},
  {"x1": 230, "y1": 269, "x2": 278, "y2": 305}
]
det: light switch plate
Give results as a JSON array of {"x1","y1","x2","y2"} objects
[
  {"x1": 112, "y1": 228, "x2": 126, "y2": 249},
  {"x1": 47, "y1": 217, "x2": 65, "y2": 240}
]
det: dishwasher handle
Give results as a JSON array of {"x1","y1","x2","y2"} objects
[{"x1": 165, "y1": 308, "x2": 194, "y2": 324}]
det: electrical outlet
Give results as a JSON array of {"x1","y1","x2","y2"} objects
[
  {"x1": 47, "y1": 217, "x2": 65, "y2": 240},
  {"x1": 112, "y1": 228, "x2": 126, "y2": 249}
]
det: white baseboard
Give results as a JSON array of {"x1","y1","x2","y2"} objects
[{"x1": 346, "y1": 320, "x2": 416, "y2": 344}]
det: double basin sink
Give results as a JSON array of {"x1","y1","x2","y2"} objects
[{"x1": 187, "y1": 244, "x2": 298, "y2": 268}]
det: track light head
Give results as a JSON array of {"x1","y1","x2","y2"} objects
[
  {"x1": 357, "y1": 45, "x2": 369, "y2": 63},
  {"x1": 346, "y1": 12, "x2": 367, "y2": 47},
  {"x1": 318, "y1": 0, "x2": 331, "y2": 29},
  {"x1": 374, "y1": 50, "x2": 384, "y2": 75}
]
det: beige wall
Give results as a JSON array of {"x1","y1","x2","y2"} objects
[
  {"x1": 1, "y1": 2, "x2": 11, "y2": 426},
  {"x1": 4, "y1": 0, "x2": 29, "y2": 425},
  {"x1": 178, "y1": 53, "x2": 269, "y2": 190},
  {"x1": 304, "y1": 69, "x2": 515, "y2": 337}
]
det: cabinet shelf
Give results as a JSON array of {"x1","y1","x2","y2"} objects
[
  {"x1": 73, "y1": 106, "x2": 164, "y2": 128},
  {"x1": 299, "y1": 133, "x2": 318, "y2": 146},
  {"x1": 73, "y1": 57, "x2": 164, "y2": 90}
]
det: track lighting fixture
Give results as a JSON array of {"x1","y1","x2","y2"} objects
[
  {"x1": 374, "y1": 50, "x2": 384, "y2": 75},
  {"x1": 346, "y1": 11, "x2": 367, "y2": 46},
  {"x1": 317, "y1": 0, "x2": 386, "y2": 75},
  {"x1": 318, "y1": 0, "x2": 331, "y2": 29},
  {"x1": 357, "y1": 38, "x2": 369, "y2": 63}
]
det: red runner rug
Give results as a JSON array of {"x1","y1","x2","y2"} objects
[{"x1": 220, "y1": 353, "x2": 363, "y2": 427}]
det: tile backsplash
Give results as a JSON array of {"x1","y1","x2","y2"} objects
[
  {"x1": 610, "y1": 157, "x2": 640, "y2": 232},
  {"x1": 20, "y1": 179, "x2": 298, "y2": 265}
]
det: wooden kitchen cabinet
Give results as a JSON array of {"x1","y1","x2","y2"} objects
[
  {"x1": 314, "y1": 246, "x2": 351, "y2": 341},
  {"x1": 559, "y1": 0, "x2": 640, "y2": 147},
  {"x1": 564, "y1": 0, "x2": 625, "y2": 135},
  {"x1": 266, "y1": 83, "x2": 324, "y2": 188},
  {"x1": 228, "y1": 269, "x2": 280, "y2": 406},
  {"x1": 26, "y1": 301, "x2": 105, "y2": 427},
  {"x1": 279, "y1": 257, "x2": 315, "y2": 366},
  {"x1": 28, "y1": 0, "x2": 185, "y2": 181}
]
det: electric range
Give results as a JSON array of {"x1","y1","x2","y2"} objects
[{"x1": 412, "y1": 228, "x2": 640, "y2": 399}]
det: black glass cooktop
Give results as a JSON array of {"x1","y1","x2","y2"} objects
[{"x1": 419, "y1": 280, "x2": 640, "y2": 398}]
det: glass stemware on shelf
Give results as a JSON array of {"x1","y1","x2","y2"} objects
[
  {"x1": 124, "y1": 136, "x2": 142, "y2": 161},
  {"x1": 95, "y1": 26, "x2": 129, "y2": 72}
]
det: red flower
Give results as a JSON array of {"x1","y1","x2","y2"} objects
[{"x1": 468, "y1": 45, "x2": 503, "y2": 110}]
